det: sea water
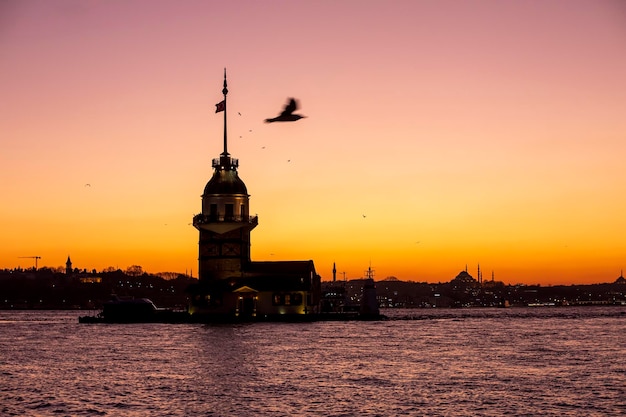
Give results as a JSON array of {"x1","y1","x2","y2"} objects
[{"x1": 1, "y1": 307, "x2": 624, "y2": 416}]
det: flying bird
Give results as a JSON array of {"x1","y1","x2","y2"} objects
[{"x1": 265, "y1": 98, "x2": 306, "y2": 123}]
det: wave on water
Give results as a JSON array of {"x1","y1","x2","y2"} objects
[{"x1": 0, "y1": 307, "x2": 625, "y2": 416}]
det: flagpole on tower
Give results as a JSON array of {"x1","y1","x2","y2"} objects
[{"x1": 222, "y1": 68, "x2": 228, "y2": 156}]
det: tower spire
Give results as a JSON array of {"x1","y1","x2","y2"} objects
[{"x1": 221, "y1": 68, "x2": 229, "y2": 156}]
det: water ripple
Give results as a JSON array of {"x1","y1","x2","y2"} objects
[{"x1": 0, "y1": 307, "x2": 625, "y2": 416}]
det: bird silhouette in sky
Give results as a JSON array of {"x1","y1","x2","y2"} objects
[{"x1": 264, "y1": 98, "x2": 306, "y2": 123}]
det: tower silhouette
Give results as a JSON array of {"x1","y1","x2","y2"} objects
[
  {"x1": 189, "y1": 70, "x2": 320, "y2": 320},
  {"x1": 192, "y1": 73, "x2": 257, "y2": 280},
  {"x1": 66, "y1": 256, "x2": 72, "y2": 275}
]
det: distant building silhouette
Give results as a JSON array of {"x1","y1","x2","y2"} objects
[
  {"x1": 359, "y1": 266, "x2": 380, "y2": 318},
  {"x1": 66, "y1": 256, "x2": 72, "y2": 276}
]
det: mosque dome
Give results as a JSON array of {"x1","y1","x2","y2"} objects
[
  {"x1": 452, "y1": 270, "x2": 476, "y2": 284},
  {"x1": 203, "y1": 169, "x2": 248, "y2": 196}
]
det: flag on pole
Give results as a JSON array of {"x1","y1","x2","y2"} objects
[{"x1": 215, "y1": 100, "x2": 225, "y2": 113}]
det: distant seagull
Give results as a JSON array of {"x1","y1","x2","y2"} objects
[
  {"x1": 265, "y1": 98, "x2": 306, "y2": 123},
  {"x1": 362, "y1": 214, "x2": 367, "y2": 218},
  {"x1": 287, "y1": 159, "x2": 291, "y2": 162},
  {"x1": 238, "y1": 112, "x2": 242, "y2": 116},
  {"x1": 84, "y1": 183, "x2": 91, "y2": 187}
]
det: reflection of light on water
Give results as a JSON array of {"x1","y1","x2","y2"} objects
[{"x1": 0, "y1": 307, "x2": 625, "y2": 415}]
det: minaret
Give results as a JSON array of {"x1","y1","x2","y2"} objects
[
  {"x1": 192, "y1": 69, "x2": 258, "y2": 282},
  {"x1": 333, "y1": 262, "x2": 337, "y2": 282}
]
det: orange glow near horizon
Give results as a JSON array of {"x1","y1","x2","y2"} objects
[{"x1": 2, "y1": 1, "x2": 626, "y2": 285}]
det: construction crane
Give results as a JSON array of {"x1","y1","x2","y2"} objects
[{"x1": 18, "y1": 256, "x2": 41, "y2": 270}]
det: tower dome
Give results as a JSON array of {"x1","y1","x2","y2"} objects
[
  {"x1": 200, "y1": 154, "x2": 250, "y2": 216},
  {"x1": 203, "y1": 157, "x2": 248, "y2": 196}
]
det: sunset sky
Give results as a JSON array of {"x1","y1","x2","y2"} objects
[{"x1": 2, "y1": 0, "x2": 626, "y2": 285}]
